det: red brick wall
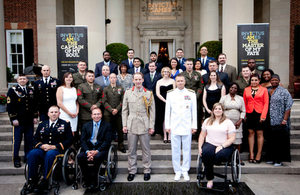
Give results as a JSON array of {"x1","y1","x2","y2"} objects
[
  {"x1": 290, "y1": 0, "x2": 300, "y2": 88},
  {"x1": 3, "y1": 0, "x2": 38, "y2": 63}
]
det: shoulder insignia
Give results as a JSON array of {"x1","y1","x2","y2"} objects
[
  {"x1": 131, "y1": 86, "x2": 135, "y2": 91},
  {"x1": 39, "y1": 121, "x2": 43, "y2": 123},
  {"x1": 12, "y1": 86, "x2": 16, "y2": 89},
  {"x1": 7, "y1": 96, "x2": 11, "y2": 104},
  {"x1": 167, "y1": 89, "x2": 174, "y2": 93},
  {"x1": 187, "y1": 89, "x2": 195, "y2": 93},
  {"x1": 66, "y1": 120, "x2": 70, "y2": 123},
  {"x1": 143, "y1": 87, "x2": 147, "y2": 92}
]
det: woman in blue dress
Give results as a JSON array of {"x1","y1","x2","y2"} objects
[{"x1": 168, "y1": 58, "x2": 182, "y2": 80}]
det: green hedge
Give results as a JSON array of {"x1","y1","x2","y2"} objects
[
  {"x1": 106, "y1": 43, "x2": 129, "y2": 65},
  {"x1": 197, "y1": 41, "x2": 222, "y2": 60}
]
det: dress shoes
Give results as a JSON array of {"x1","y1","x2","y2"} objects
[
  {"x1": 144, "y1": 173, "x2": 151, "y2": 181},
  {"x1": 127, "y1": 174, "x2": 135, "y2": 181},
  {"x1": 119, "y1": 149, "x2": 126, "y2": 153},
  {"x1": 82, "y1": 181, "x2": 91, "y2": 188},
  {"x1": 14, "y1": 160, "x2": 21, "y2": 168},
  {"x1": 26, "y1": 179, "x2": 38, "y2": 193},
  {"x1": 38, "y1": 179, "x2": 48, "y2": 192}
]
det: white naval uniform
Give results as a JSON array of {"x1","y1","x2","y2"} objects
[{"x1": 165, "y1": 87, "x2": 197, "y2": 174}]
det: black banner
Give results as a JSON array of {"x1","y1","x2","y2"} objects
[
  {"x1": 56, "y1": 26, "x2": 88, "y2": 80},
  {"x1": 237, "y1": 24, "x2": 269, "y2": 73}
]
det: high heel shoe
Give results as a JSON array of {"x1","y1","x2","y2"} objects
[
  {"x1": 249, "y1": 159, "x2": 254, "y2": 163},
  {"x1": 254, "y1": 159, "x2": 261, "y2": 164},
  {"x1": 163, "y1": 140, "x2": 167, "y2": 143}
]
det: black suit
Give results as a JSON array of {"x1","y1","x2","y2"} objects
[
  {"x1": 145, "y1": 62, "x2": 163, "y2": 74},
  {"x1": 143, "y1": 72, "x2": 162, "y2": 95},
  {"x1": 202, "y1": 72, "x2": 230, "y2": 90},
  {"x1": 128, "y1": 67, "x2": 148, "y2": 75},
  {"x1": 95, "y1": 61, "x2": 118, "y2": 78},
  {"x1": 121, "y1": 59, "x2": 134, "y2": 70},
  {"x1": 77, "y1": 120, "x2": 112, "y2": 181}
]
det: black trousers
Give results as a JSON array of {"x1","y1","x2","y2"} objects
[
  {"x1": 77, "y1": 150, "x2": 108, "y2": 181},
  {"x1": 103, "y1": 114, "x2": 124, "y2": 149},
  {"x1": 202, "y1": 142, "x2": 233, "y2": 180}
]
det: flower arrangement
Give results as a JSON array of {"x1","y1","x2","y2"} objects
[{"x1": 0, "y1": 95, "x2": 7, "y2": 104}]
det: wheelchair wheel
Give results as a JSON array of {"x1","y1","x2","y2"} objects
[
  {"x1": 24, "y1": 163, "x2": 29, "y2": 181},
  {"x1": 196, "y1": 154, "x2": 205, "y2": 188},
  {"x1": 107, "y1": 145, "x2": 118, "y2": 183},
  {"x1": 99, "y1": 183, "x2": 106, "y2": 191},
  {"x1": 62, "y1": 148, "x2": 77, "y2": 185},
  {"x1": 228, "y1": 184, "x2": 237, "y2": 194},
  {"x1": 231, "y1": 149, "x2": 241, "y2": 184}
]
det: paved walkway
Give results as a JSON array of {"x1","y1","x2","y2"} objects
[{"x1": 1, "y1": 174, "x2": 300, "y2": 195}]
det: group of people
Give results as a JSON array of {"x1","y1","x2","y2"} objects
[{"x1": 6, "y1": 46, "x2": 294, "y2": 192}]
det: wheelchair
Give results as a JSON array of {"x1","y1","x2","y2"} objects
[
  {"x1": 196, "y1": 148, "x2": 241, "y2": 194},
  {"x1": 72, "y1": 145, "x2": 118, "y2": 191},
  {"x1": 20, "y1": 147, "x2": 77, "y2": 195}
]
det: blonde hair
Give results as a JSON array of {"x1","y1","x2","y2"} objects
[
  {"x1": 161, "y1": 67, "x2": 172, "y2": 78},
  {"x1": 207, "y1": 103, "x2": 227, "y2": 125}
]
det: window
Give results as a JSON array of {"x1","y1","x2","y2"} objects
[{"x1": 6, "y1": 30, "x2": 25, "y2": 76}]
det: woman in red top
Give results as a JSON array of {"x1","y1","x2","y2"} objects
[{"x1": 243, "y1": 73, "x2": 269, "y2": 164}]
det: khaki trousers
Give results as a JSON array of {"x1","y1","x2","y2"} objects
[{"x1": 127, "y1": 132, "x2": 151, "y2": 174}]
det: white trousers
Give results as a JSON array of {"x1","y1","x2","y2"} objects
[{"x1": 171, "y1": 133, "x2": 192, "y2": 174}]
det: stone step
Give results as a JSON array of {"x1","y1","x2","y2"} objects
[{"x1": 2, "y1": 160, "x2": 300, "y2": 176}]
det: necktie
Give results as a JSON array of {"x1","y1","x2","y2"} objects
[
  {"x1": 49, "y1": 123, "x2": 54, "y2": 130},
  {"x1": 45, "y1": 78, "x2": 48, "y2": 85},
  {"x1": 150, "y1": 73, "x2": 153, "y2": 82},
  {"x1": 201, "y1": 58, "x2": 204, "y2": 66},
  {"x1": 130, "y1": 60, "x2": 133, "y2": 68},
  {"x1": 105, "y1": 77, "x2": 108, "y2": 86},
  {"x1": 136, "y1": 68, "x2": 138, "y2": 73},
  {"x1": 91, "y1": 123, "x2": 98, "y2": 145},
  {"x1": 221, "y1": 66, "x2": 223, "y2": 72},
  {"x1": 22, "y1": 87, "x2": 26, "y2": 94}
]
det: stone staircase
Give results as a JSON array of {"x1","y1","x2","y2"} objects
[{"x1": 1, "y1": 100, "x2": 300, "y2": 179}]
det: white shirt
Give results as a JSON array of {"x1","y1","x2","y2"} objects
[
  {"x1": 135, "y1": 67, "x2": 141, "y2": 73},
  {"x1": 201, "y1": 56, "x2": 207, "y2": 65},
  {"x1": 219, "y1": 63, "x2": 227, "y2": 72},
  {"x1": 49, "y1": 119, "x2": 58, "y2": 128},
  {"x1": 165, "y1": 88, "x2": 197, "y2": 135},
  {"x1": 43, "y1": 77, "x2": 50, "y2": 84}
]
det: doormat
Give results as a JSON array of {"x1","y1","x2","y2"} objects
[{"x1": 84, "y1": 182, "x2": 255, "y2": 195}]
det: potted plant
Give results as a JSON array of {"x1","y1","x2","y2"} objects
[{"x1": 0, "y1": 95, "x2": 7, "y2": 113}]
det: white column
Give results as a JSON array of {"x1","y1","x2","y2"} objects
[
  {"x1": 199, "y1": 0, "x2": 219, "y2": 44},
  {"x1": 107, "y1": 0, "x2": 125, "y2": 44},
  {"x1": 0, "y1": 0, "x2": 6, "y2": 89},
  {"x1": 75, "y1": 0, "x2": 106, "y2": 70},
  {"x1": 269, "y1": 0, "x2": 290, "y2": 87},
  {"x1": 37, "y1": 0, "x2": 58, "y2": 76},
  {"x1": 223, "y1": 0, "x2": 254, "y2": 68}
]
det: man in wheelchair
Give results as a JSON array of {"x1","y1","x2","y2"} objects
[
  {"x1": 26, "y1": 105, "x2": 73, "y2": 193},
  {"x1": 77, "y1": 108, "x2": 112, "y2": 189}
]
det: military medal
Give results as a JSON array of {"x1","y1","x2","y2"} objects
[
  {"x1": 51, "y1": 80, "x2": 57, "y2": 88},
  {"x1": 96, "y1": 88, "x2": 100, "y2": 92},
  {"x1": 117, "y1": 88, "x2": 121, "y2": 94},
  {"x1": 184, "y1": 95, "x2": 191, "y2": 100},
  {"x1": 193, "y1": 75, "x2": 198, "y2": 80},
  {"x1": 186, "y1": 105, "x2": 189, "y2": 109}
]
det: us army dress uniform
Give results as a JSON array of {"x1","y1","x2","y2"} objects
[
  {"x1": 34, "y1": 77, "x2": 61, "y2": 121},
  {"x1": 27, "y1": 119, "x2": 73, "y2": 181},
  {"x1": 7, "y1": 85, "x2": 38, "y2": 165},
  {"x1": 73, "y1": 71, "x2": 87, "y2": 89},
  {"x1": 122, "y1": 86, "x2": 155, "y2": 175},
  {"x1": 165, "y1": 87, "x2": 197, "y2": 174},
  {"x1": 77, "y1": 82, "x2": 103, "y2": 126},
  {"x1": 182, "y1": 70, "x2": 204, "y2": 136},
  {"x1": 103, "y1": 84, "x2": 125, "y2": 152}
]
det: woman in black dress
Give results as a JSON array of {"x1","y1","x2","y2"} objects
[
  {"x1": 202, "y1": 71, "x2": 226, "y2": 119},
  {"x1": 156, "y1": 67, "x2": 176, "y2": 142}
]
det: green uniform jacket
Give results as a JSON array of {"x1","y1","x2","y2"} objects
[
  {"x1": 77, "y1": 82, "x2": 103, "y2": 120},
  {"x1": 73, "y1": 72, "x2": 87, "y2": 89},
  {"x1": 235, "y1": 78, "x2": 250, "y2": 96},
  {"x1": 238, "y1": 69, "x2": 262, "y2": 79},
  {"x1": 103, "y1": 84, "x2": 125, "y2": 116},
  {"x1": 182, "y1": 71, "x2": 204, "y2": 99}
]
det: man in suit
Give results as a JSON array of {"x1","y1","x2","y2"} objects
[
  {"x1": 128, "y1": 57, "x2": 148, "y2": 75},
  {"x1": 73, "y1": 61, "x2": 87, "y2": 89},
  {"x1": 176, "y1": 48, "x2": 186, "y2": 71},
  {"x1": 145, "y1": 51, "x2": 163, "y2": 73},
  {"x1": 202, "y1": 60, "x2": 231, "y2": 90},
  {"x1": 77, "y1": 108, "x2": 112, "y2": 188},
  {"x1": 122, "y1": 72, "x2": 155, "y2": 182},
  {"x1": 95, "y1": 51, "x2": 118, "y2": 78},
  {"x1": 181, "y1": 59, "x2": 204, "y2": 139},
  {"x1": 238, "y1": 58, "x2": 262, "y2": 78},
  {"x1": 34, "y1": 65, "x2": 61, "y2": 121},
  {"x1": 26, "y1": 105, "x2": 73, "y2": 193},
  {"x1": 196, "y1": 46, "x2": 215, "y2": 72},
  {"x1": 235, "y1": 65, "x2": 251, "y2": 96},
  {"x1": 7, "y1": 73, "x2": 38, "y2": 168},
  {"x1": 121, "y1": 49, "x2": 135, "y2": 70},
  {"x1": 143, "y1": 62, "x2": 162, "y2": 93},
  {"x1": 77, "y1": 70, "x2": 103, "y2": 129},
  {"x1": 94, "y1": 65, "x2": 111, "y2": 90},
  {"x1": 102, "y1": 73, "x2": 126, "y2": 153},
  {"x1": 218, "y1": 53, "x2": 237, "y2": 82}
]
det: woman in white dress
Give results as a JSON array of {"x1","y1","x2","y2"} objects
[
  {"x1": 219, "y1": 82, "x2": 246, "y2": 165},
  {"x1": 56, "y1": 72, "x2": 79, "y2": 135}
]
